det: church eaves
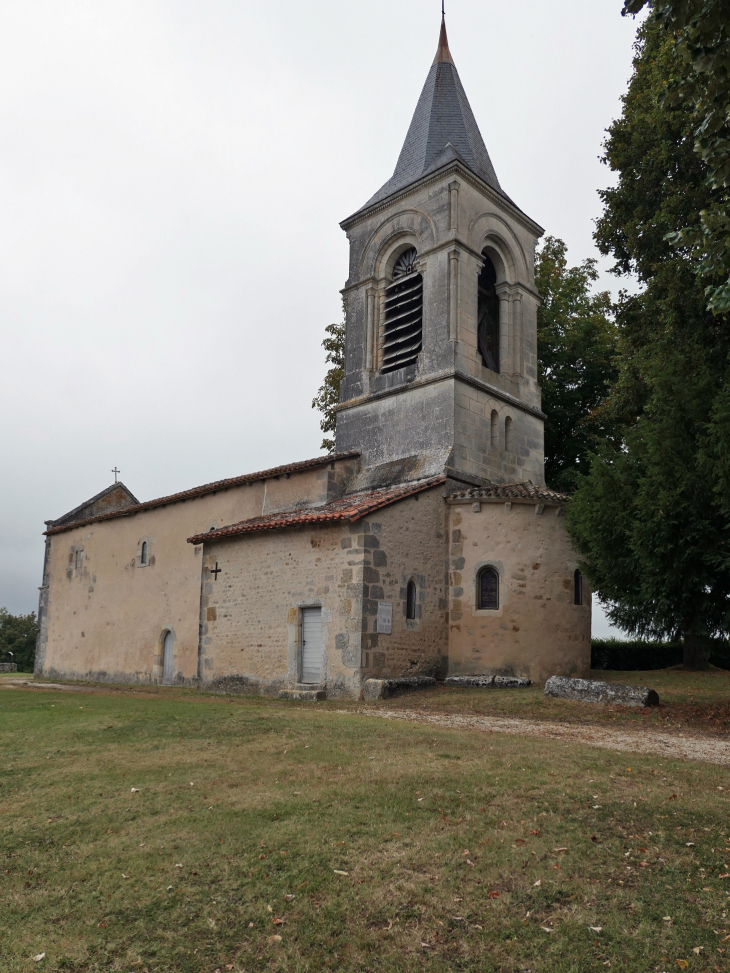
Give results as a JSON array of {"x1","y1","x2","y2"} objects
[
  {"x1": 187, "y1": 476, "x2": 446, "y2": 545},
  {"x1": 354, "y1": 16, "x2": 503, "y2": 215}
]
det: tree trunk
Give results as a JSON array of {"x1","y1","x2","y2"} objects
[{"x1": 683, "y1": 632, "x2": 709, "y2": 670}]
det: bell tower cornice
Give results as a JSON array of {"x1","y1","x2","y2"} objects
[{"x1": 341, "y1": 158, "x2": 543, "y2": 239}]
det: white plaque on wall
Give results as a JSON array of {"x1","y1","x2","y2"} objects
[{"x1": 376, "y1": 601, "x2": 392, "y2": 634}]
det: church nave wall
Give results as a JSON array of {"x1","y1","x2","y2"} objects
[{"x1": 37, "y1": 460, "x2": 354, "y2": 685}]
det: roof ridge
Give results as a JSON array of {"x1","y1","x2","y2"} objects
[{"x1": 45, "y1": 451, "x2": 361, "y2": 535}]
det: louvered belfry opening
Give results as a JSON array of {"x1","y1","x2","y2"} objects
[
  {"x1": 381, "y1": 248, "x2": 423, "y2": 374},
  {"x1": 478, "y1": 253, "x2": 500, "y2": 372}
]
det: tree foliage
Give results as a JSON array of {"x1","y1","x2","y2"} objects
[
  {"x1": 536, "y1": 237, "x2": 618, "y2": 492},
  {"x1": 567, "y1": 18, "x2": 730, "y2": 667},
  {"x1": 0, "y1": 608, "x2": 37, "y2": 673},
  {"x1": 311, "y1": 306, "x2": 345, "y2": 453},
  {"x1": 623, "y1": 0, "x2": 730, "y2": 314}
]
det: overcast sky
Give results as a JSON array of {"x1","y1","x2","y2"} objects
[{"x1": 0, "y1": 1, "x2": 644, "y2": 635}]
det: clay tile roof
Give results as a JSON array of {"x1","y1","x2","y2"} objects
[
  {"x1": 187, "y1": 476, "x2": 446, "y2": 545},
  {"x1": 449, "y1": 482, "x2": 570, "y2": 503},
  {"x1": 45, "y1": 451, "x2": 361, "y2": 536}
]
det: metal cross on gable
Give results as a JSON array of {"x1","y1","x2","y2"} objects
[
  {"x1": 210, "y1": 562, "x2": 222, "y2": 580},
  {"x1": 112, "y1": 467, "x2": 120, "y2": 483}
]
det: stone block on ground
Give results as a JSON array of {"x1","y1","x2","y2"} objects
[
  {"x1": 363, "y1": 676, "x2": 437, "y2": 701},
  {"x1": 544, "y1": 675, "x2": 659, "y2": 708},
  {"x1": 278, "y1": 688, "x2": 325, "y2": 702},
  {"x1": 0, "y1": 663, "x2": 18, "y2": 672},
  {"x1": 444, "y1": 674, "x2": 531, "y2": 688},
  {"x1": 445, "y1": 675, "x2": 495, "y2": 687},
  {"x1": 493, "y1": 675, "x2": 531, "y2": 688}
]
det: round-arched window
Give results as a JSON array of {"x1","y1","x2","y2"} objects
[
  {"x1": 140, "y1": 541, "x2": 148, "y2": 565},
  {"x1": 477, "y1": 566, "x2": 499, "y2": 610},
  {"x1": 406, "y1": 579, "x2": 417, "y2": 620},
  {"x1": 574, "y1": 569, "x2": 583, "y2": 606}
]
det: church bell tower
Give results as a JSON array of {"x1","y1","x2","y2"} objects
[{"x1": 335, "y1": 15, "x2": 546, "y2": 488}]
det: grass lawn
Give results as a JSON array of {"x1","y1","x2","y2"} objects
[{"x1": 1, "y1": 685, "x2": 729, "y2": 972}]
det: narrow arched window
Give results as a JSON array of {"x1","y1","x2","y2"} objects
[
  {"x1": 478, "y1": 253, "x2": 500, "y2": 372},
  {"x1": 477, "y1": 566, "x2": 499, "y2": 610},
  {"x1": 490, "y1": 410, "x2": 499, "y2": 447},
  {"x1": 574, "y1": 569, "x2": 583, "y2": 606},
  {"x1": 406, "y1": 580, "x2": 417, "y2": 620},
  {"x1": 505, "y1": 416, "x2": 513, "y2": 452},
  {"x1": 382, "y1": 248, "x2": 423, "y2": 373},
  {"x1": 140, "y1": 541, "x2": 148, "y2": 565}
]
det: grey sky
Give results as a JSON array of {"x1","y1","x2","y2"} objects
[{"x1": 0, "y1": 1, "x2": 644, "y2": 636}]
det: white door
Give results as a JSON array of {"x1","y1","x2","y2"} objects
[
  {"x1": 301, "y1": 608, "x2": 322, "y2": 684},
  {"x1": 162, "y1": 631, "x2": 174, "y2": 685}
]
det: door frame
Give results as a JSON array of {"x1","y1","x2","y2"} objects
[{"x1": 299, "y1": 605, "x2": 323, "y2": 685}]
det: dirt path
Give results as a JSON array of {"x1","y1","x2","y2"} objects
[{"x1": 358, "y1": 708, "x2": 730, "y2": 767}]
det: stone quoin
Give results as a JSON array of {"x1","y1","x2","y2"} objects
[{"x1": 35, "y1": 14, "x2": 591, "y2": 697}]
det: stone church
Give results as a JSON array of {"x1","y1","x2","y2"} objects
[{"x1": 35, "y1": 17, "x2": 591, "y2": 697}]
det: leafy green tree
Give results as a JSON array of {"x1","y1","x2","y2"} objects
[
  {"x1": 0, "y1": 608, "x2": 37, "y2": 673},
  {"x1": 536, "y1": 237, "x2": 618, "y2": 491},
  {"x1": 623, "y1": 0, "x2": 730, "y2": 315},
  {"x1": 311, "y1": 307, "x2": 345, "y2": 453},
  {"x1": 568, "y1": 18, "x2": 730, "y2": 668}
]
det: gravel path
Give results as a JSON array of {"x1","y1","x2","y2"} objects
[
  {"x1": 6, "y1": 677, "x2": 729, "y2": 767},
  {"x1": 359, "y1": 708, "x2": 730, "y2": 767}
]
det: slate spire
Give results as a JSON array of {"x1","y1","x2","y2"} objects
[{"x1": 358, "y1": 14, "x2": 502, "y2": 212}]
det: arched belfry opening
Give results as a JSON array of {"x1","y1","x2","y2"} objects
[
  {"x1": 478, "y1": 252, "x2": 500, "y2": 372},
  {"x1": 381, "y1": 247, "x2": 423, "y2": 374}
]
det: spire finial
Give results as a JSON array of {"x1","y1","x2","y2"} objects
[{"x1": 434, "y1": 3, "x2": 454, "y2": 65}]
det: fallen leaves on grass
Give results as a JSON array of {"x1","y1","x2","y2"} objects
[
  {"x1": 488, "y1": 891, "x2": 501, "y2": 899},
  {"x1": 333, "y1": 869, "x2": 348, "y2": 876},
  {"x1": 589, "y1": 926, "x2": 603, "y2": 933},
  {"x1": 267, "y1": 935, "x2": 282, "y2": 945},
  {"x1": 130, "y1": 788, "x2": 139, "y2": 793},
  {"x1": 676, "y1": 961, "x2": 689, "y2": 970},
  {"x1": 541, "y1": 926, "x2": 554, "y2": 934},
  {"x1": 32, "y1": 954, "x2": 45, "y2": 963}
]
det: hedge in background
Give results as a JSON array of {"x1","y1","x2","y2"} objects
[{"x1": 592, "y1": 638, "x2": 730, "y2": 671}]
